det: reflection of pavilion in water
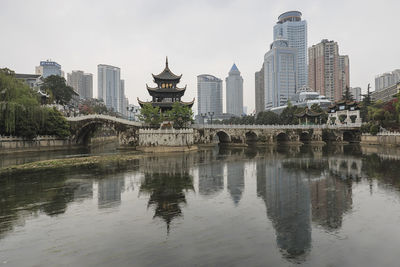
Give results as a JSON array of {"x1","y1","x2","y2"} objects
[
  {"x1": 98, "y1": 175, "x2": 125, "y2": 208},
  {"x1": 139, "y1": 172, "x2": 194, "y2": 233},
  {"x1": 256, "y1": 160, "x2": 311, "y2": 261}
]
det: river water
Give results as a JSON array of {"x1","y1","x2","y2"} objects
[{"x1": 1, "y1": 145, "x2": 400, "y2": 266}]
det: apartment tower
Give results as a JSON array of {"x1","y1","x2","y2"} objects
[{"x1": 308, "y1": 39, "x2": 349, "y2": 101}]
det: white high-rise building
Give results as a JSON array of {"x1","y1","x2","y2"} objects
[
  {"x1": 264, "y1": 39, "x2": 297, "y2": 109},
  {"x1": 273, "y1": 11, "x2": 307, "y2": 89},
  {"x1": 350, "y1": 87, "x2": 362, "y2": 102},
  {"x1": 97, "y1": 64, "x2": 121, "y2": 113},
  {"x1": 226, "y1": 64, "x2": 243, "y2": 116},
  {"x1": 197, "y1": 74, "x2": 223, "y2": 116},
  {"x1": 375, "y1": 69, "x2": 400, "y2": 91}
]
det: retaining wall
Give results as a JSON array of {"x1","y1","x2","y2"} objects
[
  {"x1": 0, "y1": 136, "x2": 75, "y2": 153},
  {"x1": 361, "y1": 135, "x2": 400, "y2": 146},
  {"x1": 138, "y1": 128, "x2": 194, "y2": 147}
]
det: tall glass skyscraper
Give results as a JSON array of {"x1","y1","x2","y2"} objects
[
  {"x1": 273, "y1": 11, "x2": 307, "y2": 89},
  {"x1": 226, "y1": 64, "x2": 243, "y2": 116},
  {"x1": 97, "y1": 64, "x2": 121, "y2": 113},
  {"x1": 264, "y1": 39, "x2": 297, "y2": 109},
  {"x1": 197, "y1": 74, "x2": 223, "y2": 115}
]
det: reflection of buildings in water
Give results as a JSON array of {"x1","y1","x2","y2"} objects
[
  {"x1": 227, "y1": 161, "x2": 245, "y2": 205},
  {"x1": 311, "y1": 176, "x2": 352, "y2": 230},
  {"x1": 328, "y1": 157, "x2": 362, "y2": 179},
  {"x1": 198, "y1": 162, "x2": 224, "y2": 196},
  {"x1": 0, "y1": 176, "x2": 94, "y2": 240},
  {"x1": 98, "y1": 175, "x2": 125, "y2": 208},
  {"x1": 70, "y1": 179, "x2": 93, "y2": 201},
  {"x1": 256, "y1": 160, "x2": 311, "y2": 261},
  {"x1": 139, "y1": 172, "x2": 194, "y2": 233}
]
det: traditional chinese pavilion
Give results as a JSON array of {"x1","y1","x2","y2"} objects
[{"x1": 137, "y1": 57, "x2": 194, "y2": 112}]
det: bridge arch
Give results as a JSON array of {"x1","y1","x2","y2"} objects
[
  {"x1": 215, "y1": 131, "x2": 231, "y2": 144},
  {"x1": 245, "y1": 131, "x2": 258, "y2": 144},
  {"x1": 75, "y1": 120, "x2": 117, "y2": 145},
  {"x1": 276, "y1": 132, "x2": 289, "y2": 143},
  {"x1": 300, "y1": 131, "x2": 311, "y2": 143},
  {"x1": 343, "y1": 131, "x2": 359, "y2": 143}
]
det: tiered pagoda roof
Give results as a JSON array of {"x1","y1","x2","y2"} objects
[
  {"x1": 138, "y1": 57, "x2": 194, "y2": 111},
  {"x1": 295, "y1": 107, "x2": 322, "y2": 118},
  {"x1": 152, "y1": 58, "x2": 182, "y2": 81}
]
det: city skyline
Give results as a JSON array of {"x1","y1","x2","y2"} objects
[{"x1": 1, "y1": 0, "x2": 399, "y2": 114}]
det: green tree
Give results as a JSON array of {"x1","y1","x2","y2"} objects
[
  {"x1": 342, "y1": 86, "x2": 354, "y2": 102},
  {"x1": 165, "y1": 102, "x2": 194, "y2": 128},
  {"x1": 138, "y1": 103, "x2": 162, "y2": 126},
  {"x1": 310, "y1": 103, "x2": 328, "y2": 124},
  {"x1": 42, "y1": 75, "x2": 78, "y2": 105},
  {"x1": 0, "y1": 68, "x2": 71, "y2": 139},
  {"x1": 280, "y1": 102, "x2": 302, "y2": 125},
  {"x1": 255, "y1": 111, "x2": 280, "y2": 125}
]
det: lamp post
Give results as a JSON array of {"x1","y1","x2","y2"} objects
[
  {"x1": 208, "y1": 111, "x2": 214, "y2": 125},
  {"x1": 200, "y1": 113, "x2": 207, "y2": 126}
]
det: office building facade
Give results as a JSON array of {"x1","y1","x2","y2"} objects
[
  {"x1": 97, "y1": 64, "x2": 121, "y2": 113},
  {"x1": 375, "y1": 69, "x2": 400, "y2": 91},
  {"x1": 308, "y1": 39, "x2": 349, "y2": 101},
  {"x1": 255, "y1": 64, "x2": 265, "y2": 114},
  {"x1": 67, "y1": 70, "x2": 93, "y2": 99},
  {"x1": 350, "y1": 87, "x2": 362, "y2": 102},
  {"x1": 197, "y1": 74, "x2": 223, "y2": 116},
  {"x1": 35, "y1": 60, "x2": 63, "y2": 78},
  {"x1": 226, "y1": 64, "x2": 243, "y2": 116},
  {"x1": 273, "y1": 11, "x2": 308, "y2": 89},
  {"x1": 264, "y1": 39, "x2": 297, "y2": 109}
]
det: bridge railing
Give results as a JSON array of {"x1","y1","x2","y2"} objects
[
  {"x1": 190, "y1": 123, "x2": 362, "y2": 130},
  {"x1": 66, "y1": 114, "x2": 143, "y2": 127}
]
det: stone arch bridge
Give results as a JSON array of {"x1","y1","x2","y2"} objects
[
  {"x1": 67, "y1": 115, "x2": 142, "y2": 147},
  {"x1": 67, "y1": 115, "x2": 361, "y2": 147},
  {"x1": 192, "y1": 124, "x2": 362, "y2": 145}
]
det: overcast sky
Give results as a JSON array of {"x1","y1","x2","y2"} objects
[{"x1": 1, "y1": 0, "x2": 399, "y2": 113}]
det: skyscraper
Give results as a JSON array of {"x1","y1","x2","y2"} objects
[
  {"x1": 35, "y1": 60, "x2": 63, "y2": 78},
  {"x1": 255, "y1": 64, "x2": 265, "y2": 114},
  {"x1": 226, "y1": 64, "x2": 243, "y2": 116},
  {"x1": 264, "y1": 39, "x2": 297, "y2": 109},
  {"x1": 308, "y1": 39, "x2": 350, "y2": 101},
  {"x1": 197, "y1": 74, "x2": 223, "y2": 116},
  {"x1": 375, "y1": 69, "x2": 400, "y2": 91},
  {"x1": 67, "y1": 70, "x2": 93, "y2": 99},
  {"x1": 98, "y1": 64, "x2": 121, "y2": 112},
  {"x1": 274, "y1": 11, "x2": 307, "y2": 89}
]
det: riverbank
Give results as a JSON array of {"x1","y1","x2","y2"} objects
[{"x1": 0, "y1": 152, "x2": 144, "y2": 177}]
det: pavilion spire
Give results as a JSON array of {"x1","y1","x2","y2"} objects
[{"x1": 166, "y1": 56, "x2": 169, "y2": 68}]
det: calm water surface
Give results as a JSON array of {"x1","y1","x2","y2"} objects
[{"x1": 1, "y1": 145, "x2": 400, "y2": 266}]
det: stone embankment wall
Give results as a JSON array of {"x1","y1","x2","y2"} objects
[
  {"x1": 138, "y1": 128, "x2": 194, "y2": 147},
  {"x1": 361, "y1": 134, "x2": 400, "y2": 146},
  {"x1": 0, "y1": 136, "x2": 74, "y2": 154},
  {"x1": 90, "y1": 136, "x2": 118, "y2": 144}
]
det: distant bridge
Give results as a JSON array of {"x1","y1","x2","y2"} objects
[
  {"x1": 66, "y1": 115, "x2": 362, "y2": 147},
  {"x1": 191, "y1": 123, "x2": 362, "y2": 145}
]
